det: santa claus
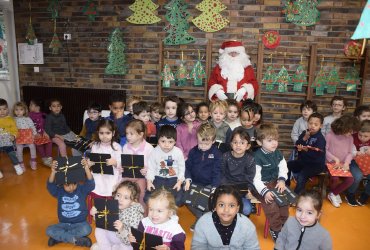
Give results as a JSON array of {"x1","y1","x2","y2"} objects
[{"x1": 208, "y1": 41, "x2": 258, "y2": 102}]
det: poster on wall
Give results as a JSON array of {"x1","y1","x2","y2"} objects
[{"x1": 18, "y1": 43, "x2": 44, "y2": 64}]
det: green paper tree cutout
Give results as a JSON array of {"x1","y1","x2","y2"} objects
[
  {"x1": 326, "y1": 68, "x2": 340, "y2": 94},
  {"x1": 312, "y1": 69, "x2": 326, "y2": 96},
  {"x1": 161, "y1": 64, "x2": 174, "y2": 88},
  {"x1": 83, "y1": 0, "x2": 98, "y2": 21},
  {"x1": 105, "y1": 28, "x2": 128, "y2": 75},
  {"x1": 47, "y1": 0, "x2": 60, "y2": 20},
  {"x1": 343, "y1": 66, "x2": 361, "y2": 92},
  {"x1": 26, "y1": 22, "x2": 37, "y2": 45},
  {"x1": 176, "y1": 62, "x2": 189, "y2": 86},
  {"x1": 276, "y1": 66, "x2": 291, "y2": 92},
  {"x1": 292, "y1": 65, "x2": 307, "y2": 92},
  {"x1": 49, "y1": 33, "x2": 62, "y2": 54},
  {"x1": 163, "y1": 0, "x2": 195, "y2": 45},
  {"x1": 262, "y1": 66, "x2": 277, "y2": 92},
  {"x1": 192, "y1": 0, "x2": 229, "y2": 32},
  {"x1": 190, "y1": 60, "x2": 206, "y2": 86},
  {"x1": 126, "y1": 0, "x2": 161, "y2": 24},
  {"x1": 283, "y1": 0, "x2": 320, "y2": 26}
]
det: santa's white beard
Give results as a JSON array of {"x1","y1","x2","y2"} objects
[{"x1": 219, "y1": 52, "x2": 251, "y2": 93}]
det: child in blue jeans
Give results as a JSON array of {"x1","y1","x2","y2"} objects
[{"x1": 46, "y1": 160, "x2": 95, "y2": 247}]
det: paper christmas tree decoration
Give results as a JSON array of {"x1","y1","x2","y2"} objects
[
  {"x1": 49, "y1": 20, "x2": 62, "y2": 54},
  {"x1": 351, "y1": 0, "x2": 370, "y2": 56},
  {"x1": 283, "y1": 0, "x2": 320, "y2": 26},
  {"x1": 262, "y1": 66, "x2": 277, "y2": 92},
  {"x1": 161, "y1": 64, "x2": 174, "y2": 88},
  {"x1": 292, "y1": 65, "x2": 307, "y2": 92},
  {"x1": 276, "y1": 66, "x2": 291, "y2": 92},
  {"x1": 47, "y1": 0, "x2": 60, "y2": 20},
  {"x1": 312, "y1": 69, "x2": 326, "y2": 96},
  {"x1": 105, "y1": 28, "x2": 128, "y2": 75},
  {"x1": 190, "y1": 60, "x2": 206, "y2": 86},
  {"x1": 192, "y1": 0, "x2": 229, "y2": 32},
  {"x1": 326, "y1": 67, "x2": 340, "y2": 94},
  {"x1": 343, "y1": 66, "x2": 361, "y2": 92},
  {"x1": 83, "y1": 0, "x2": 98, "y2": 21},
  {"x1": 163, "y1": 0, "x2": 195, "y2": 45},
  {"x1": 176, "y1": 62, "x2": 189, "y2": 87},
  {"x1": 26, "y1": 1, "x2": 37, "y2": 45},
  {"x1": 126, "y1": 0, "x2": 161, "y2": 24}
]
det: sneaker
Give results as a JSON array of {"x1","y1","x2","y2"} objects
[
  {"x1": 269, "y1": 228, "x2": 280, "y2": 242},
  {"x1": 20, "y1": 163, "x2": 26, "y2": 171},
  {"x1": 336, "y1": 194, "x2": 343, "y2": 204},
  {"x1": 14, "y1": 164, "x2": 24, "y2": 175},
  {"x1": 345, "y1": 194, "x2": 358, "y2": 207},
  {"x1": 328, "y1": 192, "x2": 340, "y2": 208},
  {"x1": 357, "y1": 193, "x2": 368, "y2": 206},
  {"x1": 30, "y1": 160, "x2": 37, "y2": 170},
  {"x1": 75, "y1": 237, "x2": 92, "y2": 247},
  {"x1": 90, "y1": 243, "x2": 99, "y2": 250},
  {"x1": 48, "y1": 237, "x2": 61, "y2": 246},
  {"x1": 0, "y1": 170, "x2": 3, "y2": 179},
  {"x1": 42, "y1": 157, "x2": 53, "y2": 167}
]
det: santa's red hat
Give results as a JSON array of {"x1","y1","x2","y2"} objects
[{"x1": 219, "y1": 40, "x2": 245, "y2": 55}]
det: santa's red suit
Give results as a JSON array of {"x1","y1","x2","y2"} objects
[{"x1": 208, "y1": 41, "x2": 258, "y2": 102}]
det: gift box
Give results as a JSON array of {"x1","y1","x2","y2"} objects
[
  {"x1": 62, "y1": 131, "x2": 78, "y2": 142},
  {"x1": 70, "y1": 136, "x2": 92, "y2": 153},
  {"x1": 34, "y1": 133, "x2": 51, "y2": 145},
  {"x1": 94, "y1": 198, "x2": 119, "y2": 231},
  {"x1": 88, "y1": 153, "x2": 114, "y2": 175},
  {"x1": 354, "y1": 155, "x2": 370, "y2": 175},
  {"x1": 131, "y1": 227, "x2": 163, "y2": 250},
  {"x1": 55, "y1": 156, "x2": 85, "y2": 185},
  {"x1": 326, "y1": 163, "x2": 353, "y2": 177},
  {"x1": 183, "y1": 184, "x2": 212, "y2": 212},
  {"x1": 270, "y1": 187, "x2": 297, "y2": 207},
  {"x1": 121, "y1": 154, "x2": 145, "y2": 179},
  {"x1": 16, "y1": 128, "x2": 34, "y2": 144}
]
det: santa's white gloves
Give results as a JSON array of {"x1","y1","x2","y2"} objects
[
  {"x1": 216, "y1": 90, "x2": 228, "y2": 100},
  {"x1": 235, "y1": 87, "x2": 248, "y2": 102}
]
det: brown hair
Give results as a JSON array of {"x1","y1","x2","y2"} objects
[
  {"x1": 297, "y1": 190, "x2": 323, "y2": 213},
  {"x1": 113, "y1": 180, "x2": 141, "y2": 203},
  {"x1": 359, "y1": 120, "x2": 370, "y2": 133},
  {"x1": 13, "y1": 101, "x2": 29, "y2": 117},
  {"x1": 94, "y1": 119, "x2": 119, "y2": 150},
  {"x1": 256, "y1": 123, "x2": 279, "y2": 141},
  {"x1": 126, "y1": 119, "x2": 147, "y2": 138},
  {"x1": 331, "y1": 114, "x2": 360, "y2": 135},
  {"x1": 148, "y1": 188, "x2": 177, "y2": 214}
]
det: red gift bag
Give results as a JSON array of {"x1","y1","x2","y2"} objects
[
  {"x1": 34, "y1": 133, "x2": 51, "y2": 145},
  {"x1": 354, "y1": 155, "x2": 370, "y2": 175},
  {"x1": 16, "y1": 129, "x2": 34, "y2": 144},
  {"x1": 326, "y1": 163, "x2": 353, "y2": 177}
]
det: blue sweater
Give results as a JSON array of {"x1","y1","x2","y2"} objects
[
  {"x1": 156, "y1": 117, "x2": 180, "y2": 133},
  {"x1": 107, "y1": 113, "x2": 132, "y2": 138},
  {"x1": 47, "y1": 179, "x2": 95, "y2": 224},
  {"x1": 296, "y1": 130, "x2": 326, "y2": 167},
  {"x1": 185, "y1": 145, "x2": 222, "y2": 187}
]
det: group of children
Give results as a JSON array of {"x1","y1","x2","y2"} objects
[{"x1": 1, "y1": 93, "x2": 369, "y2": 249}]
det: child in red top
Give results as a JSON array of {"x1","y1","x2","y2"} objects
[{"x1": 133, "y1": 101, "x2": 156, "y2": 138}]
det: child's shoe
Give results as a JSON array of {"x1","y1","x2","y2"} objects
[
  {"x1": 75, "y1": 237, "x2": 92, "y2": 247},
  {"x1": 336, "y1": 194, "x2": 343, "y2": 204},
  {"x1": 47, "y1": 237, "x2": 61, "y2": 246},
  {"x1": 90, "y1": 243, "x2": 99, "y2": 250},
  {"x1": 0, "y1": 170, "x2": 3, "y2": 179},
  {"x1": 30, "y1": 160, "x2": 37, "y2": 170},
  {"x1": 327, "y1": 192, "x2": 340, "y2": 208},
  {"x1": 42, "y1": 157, "x2": 53, "y2": 167},
  {"x1": 14, "y1": 164, "x2": 24, "y2": 175},
  {"x1": 357, "y1": 192, "x2": 368, "y2": 206},
  {"x1": 19, "y1": 163, "x2": 26, "y2": 171},
  {"x1": 345, "y1": 193, "x2": 359, "y2": 207}
]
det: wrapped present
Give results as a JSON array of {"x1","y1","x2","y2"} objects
[
  {"x1": 270, "y1": 187, "x2": 298, "y2": 207},
  {"x1": 94, "y1": 198, "x2": 119, "y2": 231},
  {"x1": 326, "y1": 163, "x2": 353, "y2": 177},
  {"x1": 34, "y1": 133, "x2": 51, "y2": 145},
  {"x1": 88, "y1": 153, "x2": 114, "y2": 175},
  {"x1": 55, "y1": 156, "x2": 85, "y2": 185},
  {"x1": 131, "y1": 227, "x2": 163, "y2": 250},
  {"x1": 16, "y1": 128, "x2": 34, "y2": 144},
  {"x1": 354, "y1": 155, "x2": 370, "y2": 175},
  {"x1": 70, "y1": 136, "x2": 92, "y2": 153},
  {"x1": 62, "y1": 131, "x2": 78, "y2": 142},
  {"x1": 214, "y1": 140, "x2": 229, "y2": 153},
  {"x1": 122, "y1": 154, "x2": 145, "y2": 179},
  {"x1": 183, "y1": 184, "x2": 212, "y2": 212}
]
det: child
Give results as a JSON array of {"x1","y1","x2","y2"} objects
[
  {"x1": 221, "y1": 127, "x2": 256, "y2": 216},
  {"x1": 129, "y1": 188, "x2": 186, "y2": 249},
  {"x1": 44, "y1": 98, "x2": 76, "y2": 157},
  {"x1": 13, "y1": 101, "x2": 37, "y2": 170},
  {"x1": 133, "y1": 101, "x2": 156, "y2": 138},
  {"x1": 225, "y1": 99, "x2": 241, "y2": 130},
  {"x1": 274, "y1": 190, "x2": 332, "y2": 250},
  {"x1": 192, "y1": 185, "x2": 260, "y2": 249},
  {"x1": 46, "y1": 159, "x2": 95, "y2": 247},
  {"x1": 79, "y1": 102, "x2": 103, "y2": 141},
  {"x1": 291, "y1": 100, "x2": 317, "y2": 144},
  {"x1": 354, "y1": 105, "x2": 370, "y2": 121},
  {"x1": 149, "y1": 101, "x2": 163, "y2": 124},
  {"x1": 122, "y1": 119, "x2": 154, "y2": 208},
  {"x1": 209, "y1": 100, "x2": 232, "y2": 151},
  {"x1": 107, "y1": 93, "x2": 132, "y2": 146},
  {"x1": 29, "y1": 99, "x2": 53, "y2": 167},
  {"x1": 184, "y1": 123, "x2": 222, "y2": 226},
  {"x1": 253, "y1": 123, "x2": 289, "y2": 242},
  {"x1": 239, "y1": 101, "x2": 256, "y2": 144},
  {"x1": 287, "y1": 113, "x2": 326, "y2": 194},
  {"x1": 156, "y1": 96, "x2": 181, "y2": 132},
  {"x1": 126, "y1": 95, "x2": 142, "y2": 116},
  {"x1": 145, "y1": 125, "x2": 185, "y2": 206},
  {"x1": 326, "y1": 114, "x2": 358, "y2": 208},
  {"x1": 176, "y1": 102, "x2": 201, "y2": 159},
  {"x1": 196, "y1": 101, "x2": 210, "y2": 123},
  {"x1": 0, "y1": 98, "x2": 22, "y2": 177},
  {"x1": 90, "y1": 180, "x2": 144, "y2": 250},
  {"x1": 252, "y1": 101, "x2": 263, "y2": 127},
  {"x1": 321, "y1": 96, "x2": 347, "y2": 136},
  {"x1": 346, "y1": 120, "x2": 370, "y2": 206}
]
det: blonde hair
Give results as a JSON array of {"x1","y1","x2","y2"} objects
[
  {"x1": 256, "y1": 123, "x2": 279, "y2": 141},
  {"x1": 197, "y1": 123, "x2": 216, "y2": 141},
  {"x1": 148, "y1": 188, "x2": 177, "y2": 213},
  {"x1": 209, "y1": 100, "x2": 228, "y2": 113},
  {"x1": 13, "y1": 101, "x2": 29, "y2": 117},
  {"x1": 127, "y1": 95, "x2": 142, "y2": 106}
]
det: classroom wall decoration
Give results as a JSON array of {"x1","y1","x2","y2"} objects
[
  {"x1": 351, "y1": 0, "x2": 370, "y2": 55},
  {"x1": 49, "y1": 20, "x2": 61, "y2": 54},
  {"x1": 190, "y1": 60, "x2": 206, "y2": 86},
  {"x1": 163, "y1": 0, "x2": 195, "y2": 45},
  {"x1": 105, "y1": 28, "x2": 128, "y2": 75},
  {"x1": 276, "y1": 66, "x2": 290, "y2": 93},
  {"x1": 47, "y1": 0, "x2": 60, "y2": 20},
  {"x1": 25, "y1": 0, "x2": 37, "y2": 45},
  {"x1": 283, "y1": 0, "x2": 320, "y2": 26},
  {"x1": 175, "y1": 61, "x2": 189, "y2": 86},
  {"x1": 291, "y1": 65, "x2": 307, "y2": 92},
  {"x1": 126, "y1": 0, "x2": 161, "y2": 24},
  {"x1": 326, "y1": 67, "x2": 340, "y2": 94},
  {"x1": 343, "y1": 66, "x2": 361, "y2": 92},
  {"x1": 262, "y1": 65, "x2": 277, "y2": 92},
  {"x1": 161, "y1": 64, "x2": 174, "y2": 88},
  {"x1": 192, "y1": 0, "x2": 229, "y2": 32},
  {"x1": 82, "y1": 0, "x2": 98, "y2": 22}
]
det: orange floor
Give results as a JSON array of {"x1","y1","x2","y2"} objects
[{"x1": 0, "y1": 154, "x2": 369, "y2": 250}]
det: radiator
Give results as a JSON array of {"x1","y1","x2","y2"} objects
[{"x1": 22, "y1": 86, "x2": 126, "y2": 133}]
